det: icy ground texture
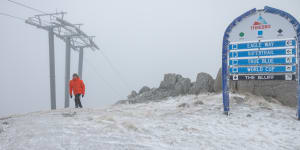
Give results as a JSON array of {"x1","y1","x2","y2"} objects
[{"x1": 0, "y1": 93, "x2": 299, "y2": 150}]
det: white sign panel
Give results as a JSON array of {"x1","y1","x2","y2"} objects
[
  {"x1": 227, "y1": 11, "x2": 298, "y2": 80},
  {"x1": 229, "y1": 12, "x2": 297, "y2": 41}
]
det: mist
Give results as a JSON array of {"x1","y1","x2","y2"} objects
[{"x1": 1, "y1": 0, "x2": 300, "y2": 117}]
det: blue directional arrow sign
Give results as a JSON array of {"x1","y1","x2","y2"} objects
[
  {"x1": 229, "y1": 65, "x2": 295, "y2": 74},
  {"x1": 229, "y1": 57, "x2": 295, "y2": 66},
  {"x1": 229, "y1": 39, "x2": 296, "y2": 50},
  {"x1": 229, "y1": 48, "x2": 296, "y2": 58}
]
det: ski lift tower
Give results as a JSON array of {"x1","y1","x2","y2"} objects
[
  {"x1": 25, "y1": 12, "x2": 99, "y2": 109},
  {"x1": 55, "y1": 18, "x2": 99, "y2": 108}
]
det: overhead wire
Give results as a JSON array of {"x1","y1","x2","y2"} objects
[
  {"x1": 87, "y1": 49, "x2": 132, "y2": 91},
  {"x1": 8, "y1": 0, "x2": 47, "y2": 14},
  {"x1": 0, "y1": 12, "x2": 26, "y2": 21},
  {"x1": 7, "y1": 0, "x2": 61, "y2": 25},
  {"x1": 83, "y1": 54, "x2": 124, "y2": 99}
]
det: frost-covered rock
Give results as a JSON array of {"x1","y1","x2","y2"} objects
[
  {"x1": 127, "y1": 90, "x2": 138, "y2": 99},
  {"x1": 122, "y1": 72, "x2": 217, "y2": 104},
  {"x1": 189, "y1": 72, "x2": 214, "y2": 94},
  {"x1": 177, "y1": 103, "x2": 190, "y2": 108},
  {"x1": 214, "y1": 68, "x2": 222, "y2": 93},
  {"x1": 115, "y1": 100, "x2": 129, "y2": 105},
  {"x1": 138, "y1": 86, "x2": 151, "y2": 94},
  {"x1": 214, "y1": 64, "x2": 297, "y2": 107},
  {"x1": 0, "y1": 126, "x2": 3, "y2": 134},
  {"x1": 121, "y1": 73, "x2": 193, "y2": 104},
  {"x1": 127, "y1": 88, "x2": 176, "y2": 104},
  {"x1": 159, "y1": 73, "x2": 182, "y2": 90},
  {"x1": 231, "y1": 80, "x2": 297, "y2": 107},
  {"x1": 193, "y1": 100, "x2": 204, "y2": 105},
  {"x1": 214, "y1": 65, "x2": 298, "y2": 107},
  {"x1": 174, "y1": 77, "x2": 191, "y2": 95}
]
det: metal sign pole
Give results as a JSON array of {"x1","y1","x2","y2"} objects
[
  {"x1": 222, "y1": 41, "x2": 230, "y2": 115},
  {"x1": 298, "y1": 38, "x2": 300, "y2": 120}
]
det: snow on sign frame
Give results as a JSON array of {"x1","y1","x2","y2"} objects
[{"x1": 222, "y1": 6, "x2": 300, "y2": 119}]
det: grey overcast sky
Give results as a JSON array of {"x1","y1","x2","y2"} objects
[{"x1": 0, "y1": 0, "x2": 300, "y2": 116}]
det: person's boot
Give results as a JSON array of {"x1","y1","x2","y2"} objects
[
  {"x1": 75, "y1": 99, "x2": 79, "y2": 108},
  {"x1": 78, "y1": 100, "x2": 83, "y2": 108}
]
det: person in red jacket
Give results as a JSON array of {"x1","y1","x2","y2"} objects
[{"x1": 69, "y1": 73, "x2": 85, "y2": 108}]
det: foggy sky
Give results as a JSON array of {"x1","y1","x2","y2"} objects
[{"x1": 1, "y1": 0, "x2": 300, "y2": 117}]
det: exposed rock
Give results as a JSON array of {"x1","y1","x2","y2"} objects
[
  {"x1": 189, "y1": 86, "x2": 197, "y2": 95},
  {"x1": 193, "y1": 100, "x2": 204, "y2": 105},
  {"x1": 177, "y1": 103, "x2": 190, "y2": 108},
  {"x1": 189, "y1": 72, "x2": 215, "y2": 94},
  {"x1": 124, "y1": 88, "x2": 173, "y2": 104},
  {"x1": 0, "y1": 117, "x2": 11, "y2": 121},
  {"x1": 115, "y1": 100, "x2": 129, "y2": 105},
  {"x1": 175, "y1": 77, "x2": 192, "y2": 95},
  {"x1": 159, "y1": 73, "x2": 182, "y2": 90},
  {"x1": 214, "y1": 67, "x2": 222, "y2": 93},
  {"x1": 232, "y1": 96, "x2": 245, "y2": 104},
  {"x1": 263, "y1": 96, "x2": 280, "y2": 104},
  {"x1": 119, "y1": 73, "x2": 191, "y2": 104},
  {"x1": 62, "y1": 112, "x2": 76, "y2": 117},
  {"x1": 232, "y1": 80, "x2": 297, "y2": 107},
  {"x1": 260, "y1": 103, "x2": 273, "y2": 110},
  {"x1": 215, "y1": 66, "x2": 297, "y2": 107},
  {"x1": 138, "y1": 86, "x2": 151, "y2": 95},
  {"x1": 127, "y1": 90, "x2": 138, "y2": 99},
  {"x1": 120, "y1": 72, "x2": 214, "y2": 105},
  {"x1": 270, "y1": 81, "x2": 297, "y2": 107}
]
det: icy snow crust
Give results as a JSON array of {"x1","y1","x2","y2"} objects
[{"x1": 0, "y1": 93, "x2": 299, "y2": 150}]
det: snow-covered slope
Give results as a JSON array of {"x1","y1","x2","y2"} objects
[{"x1": 0, "y1": 93, "x2": 299, "y2": 150}]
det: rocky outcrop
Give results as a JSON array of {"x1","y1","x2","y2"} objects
[
  {"x1": 214, "y1": 67, "x2": 297, "y2": 107},
  {"x1": 175, "y1": 77, "x2": 192, "y2": 95},
  {"x1": 127, "y1": 90, "x2": 138, "y2": 99},
  {"x1": 231, "y1": 80, "x2": 297, "y2": 107},
  {"x1": 117, "y1": 72, "x2": 215, "y2": 104},
  {"x1": 189, "y1": 72, "x2": 214, "y2": 95},
  {"x1": 119, "y1": 66, "x2": 297, "y2": 107},
  {"x1": 159, "y1": 73, "x2": 182, "y2": 90},
  {"x1": 138, "y1": 86, "x2": 151, "y2": 94},
  {"x1": 214, "y1": 68, "x2": 222, "y2": 93},
  {"x1": 130, "y1": 74, "x2": 191, "y2": 103},
  {"x1": 125, "y1": 88, "x2": 174, "y2": 104}
]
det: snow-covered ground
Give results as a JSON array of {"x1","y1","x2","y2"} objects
[{"x1": 0, "y1": 93, "x2": 299, "y2": 150}]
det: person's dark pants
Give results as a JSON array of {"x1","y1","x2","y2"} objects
[{"x1": 75, "y1": 94, "x2": 83, "y2": 108}]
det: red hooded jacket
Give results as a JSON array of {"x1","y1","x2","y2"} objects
[{"x1": 69, "y1": 77, "x2": 85, "y2": 96}]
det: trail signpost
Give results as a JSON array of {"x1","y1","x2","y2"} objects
[{"x1": 222, "y1": 6, "x2": 300, "y2": 120}]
